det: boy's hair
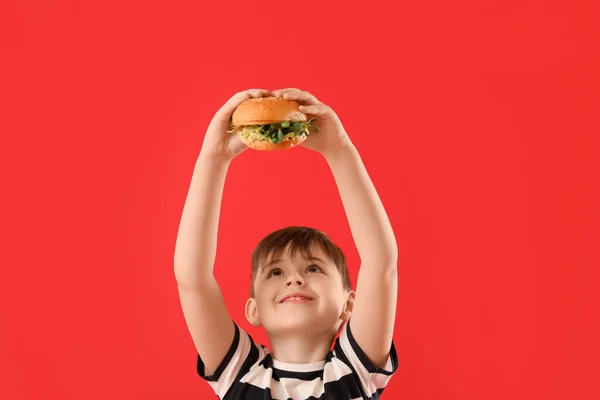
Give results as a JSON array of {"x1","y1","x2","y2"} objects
[{"x1": 250, "y1": 226, "x2": 352, "y2": 297}]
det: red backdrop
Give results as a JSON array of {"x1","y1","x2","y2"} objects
[{"x1": 2, "y1": 0, "x2": 599, "y2": 399}]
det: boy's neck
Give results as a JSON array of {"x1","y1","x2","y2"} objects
[{"x1": 268, "y1": 330, "x2": 337, "y2": 364}]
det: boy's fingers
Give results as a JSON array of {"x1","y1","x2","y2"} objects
[
  {"x1": 272, "y1": 88, "x2": 301, "y2": 97},
  {"x1": 298, "y1": 103, "x2": 330, "y2": 116},
  {"x1": 244, "y1": 89, "x2": 272, "y2": 96},
  {"x1": 271, "y1": 88, "x2": 330, "y2": 115},
  {"x1": 219, "y1": 89, "x2": 271, "y2": 116},
  {"x1": 230, "y1": 89, "x2": 271, "y2": 102},
  {"x1": 272, "y1": 88, "x2": 301, "y2": 96},
  {"x1": 232, "y1": 89, "x2": 271, "y2": 101},
  {"x1": 272, "y1": 88, "x2": 313, "y2": 100},
  {"x1": 274, "y1": 89, "x2": 320, "y2": 105}
]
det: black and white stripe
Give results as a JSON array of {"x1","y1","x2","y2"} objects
[{"x1": 197, "y1": 320, "x2": 398, "y2": 400}]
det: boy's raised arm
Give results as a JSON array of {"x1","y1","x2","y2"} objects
[
  {"x1": 174, "y1": 89, "x2": 272, "y2": 375},
  {"x1": 174, "y1": 154, "x2": 235, "y2": 376},
  {"x1": 325, "y1": 145, "x2": 398, "y2": 369}
]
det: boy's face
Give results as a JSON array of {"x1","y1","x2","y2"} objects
[{"x1": 246, "y1": 243, "x2": 352, "y2": 337}]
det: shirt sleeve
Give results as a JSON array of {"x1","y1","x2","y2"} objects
[
  {"x1": 333, "y1": 319, "x2": 399, "y2": 398},
  {"x1": 196, "y1": 323, "x2": 263, "y2": 399}
]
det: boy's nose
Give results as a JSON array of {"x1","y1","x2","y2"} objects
[{"x1": 285, "y1": 275, "x2": 305, "y2": 286}]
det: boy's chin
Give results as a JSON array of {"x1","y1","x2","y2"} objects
[{"x1": 265, "y1": 314, "x2": 336, "y2": 336}]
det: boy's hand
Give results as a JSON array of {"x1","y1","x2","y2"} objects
[
  {"x1": 271, "y1": 88, "x2": 353, "y2": 158},
  {"x1": 201, "y1": 89, "x2": 273, "y2": 161}
]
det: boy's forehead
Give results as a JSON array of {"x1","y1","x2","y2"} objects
[{"x1": 263, "y1": 243, "x2": 331, "y2": 265}]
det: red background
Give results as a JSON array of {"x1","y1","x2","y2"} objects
[{"x1": 2, "y1": 0, "x2": 599, "y2": 399}]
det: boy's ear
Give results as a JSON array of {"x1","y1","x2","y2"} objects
[
  {"x1": 245, "y1": 297, "x2": 262, "y2": 327},
  {"x1": 340, "y1": 290, "x2": 356, "y2": 322}
]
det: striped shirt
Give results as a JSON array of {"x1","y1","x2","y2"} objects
[{"x1": 196, "y1": 320, "x2": 398, "y2": 399}]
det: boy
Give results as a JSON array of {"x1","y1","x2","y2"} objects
[{"x1": 174, "y1": 88, "x2": 399, "y2": 399}]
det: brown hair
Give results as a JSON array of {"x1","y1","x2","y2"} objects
[{"x1": 250, "y1": 226, "x2": 352, "y2": 297}]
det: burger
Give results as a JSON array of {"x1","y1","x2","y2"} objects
[{"x1": 227, "y1": 96, "x2": 320, "y2": 151}]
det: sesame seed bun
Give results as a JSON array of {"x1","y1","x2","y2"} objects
[{"x1": 232, "y1": 96, "x2": 308, "y2": 126}]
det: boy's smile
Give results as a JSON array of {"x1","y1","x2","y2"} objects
[{"x1": 279, "y1": 292, "x2": 315, "y2": 304}]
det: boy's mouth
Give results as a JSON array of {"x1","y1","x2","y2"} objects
[{"x1": 279, "y1": 293, "x2": 314, "y2": 303}]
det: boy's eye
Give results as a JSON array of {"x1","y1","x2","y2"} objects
[
  {"x1": 307, "y1": 265, "x2": 323, "y2": 273},
  {"x1": 267, "y1": 268, "x2": 282, "y2": 278}
]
